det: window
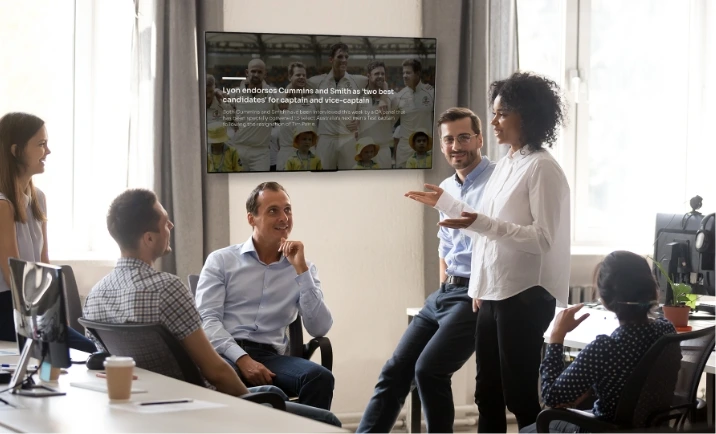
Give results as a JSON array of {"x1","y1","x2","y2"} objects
[
  {"x1": 0, "y1": 0, "x2": 152, "y2": 260},
  {"x1": 517, "y1": 0, "x2": 716, "y2": 252}
]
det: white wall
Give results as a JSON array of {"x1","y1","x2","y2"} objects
[{"x1": 223, "y1": 0, "x2": 426, "y2": 415}]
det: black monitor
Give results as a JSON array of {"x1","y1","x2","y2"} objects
[
  {"x1": 7, "y1": 258, "x2": 70, "y2": 396},
  {"x1": 653, "y1": 212, "x2": 715, "y2": 305}
]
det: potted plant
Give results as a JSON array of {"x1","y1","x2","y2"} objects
[{"x1": 652, "y1": 259, "x2": 699, "y2": 328}]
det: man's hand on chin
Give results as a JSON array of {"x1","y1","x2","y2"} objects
[{"x1": 279, "y1": 238, "x2": 309, "y2": 274}]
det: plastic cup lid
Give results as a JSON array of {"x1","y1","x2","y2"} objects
[{"x1": 103, "y1": 356, "x2": 136, "y2": 368}]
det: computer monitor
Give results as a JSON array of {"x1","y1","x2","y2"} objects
[
  {"x1": 653, "y1": 212, "x2": 715, "y2": 305},
  {"x1": 7, "y1": 258, "x2": 70, "y2": 396}
]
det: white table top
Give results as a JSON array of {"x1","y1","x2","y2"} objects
[{"x1": 0, "y1": 341, "x2": 342, "y2": 433}]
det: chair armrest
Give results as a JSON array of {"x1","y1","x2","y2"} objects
[
  {"x1": 304, "y1": 337, "x2": 333, "y2": 371},
  {"x1": 646, "y1": 402, "x2": 696, "y2": 428},
  {"x1": 240, "y1": 392, "x2": 286, "y2": 411},
  {"x1": 536, "y1": 408, "x2": 619, "y2": 433}
]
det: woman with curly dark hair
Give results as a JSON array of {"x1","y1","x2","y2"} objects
[{"x1": 406, "y1": 72, "x2": 571, "y2": 432}]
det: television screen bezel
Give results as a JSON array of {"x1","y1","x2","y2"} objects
[{"x1": 203, "y1": 30, "x2": 438, "y2": 174}]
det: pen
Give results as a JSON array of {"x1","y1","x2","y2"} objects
[
  {"x1": 1, "y1": 364, "x2": 38, "y2": 369},
  {"x1": 96, "y1": 372, "x2": 138, "y2": 380},
  {"x1": 139, "y1": 399, "x2": 193, "y2": 406}
]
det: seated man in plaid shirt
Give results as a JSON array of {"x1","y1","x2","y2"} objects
[{"x1": 82, "y1": 188, "x2": 340, "y2": 427}]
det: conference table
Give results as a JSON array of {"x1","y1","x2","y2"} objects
[
  {"x1": 405, "y1": 302, "x2": 715, "y2": 433},
  {"x1": 0, "y1": 341, "x2": 343, "y2": 433}
]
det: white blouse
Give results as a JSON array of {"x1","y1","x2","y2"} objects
[
  {"x1": 435, "y1": 148, "x2": 571, "y2": 305},
  {"x1": 0, "y1": 188, "x2": 46, "y2": 293}
]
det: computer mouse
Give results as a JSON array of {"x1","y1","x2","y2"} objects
[{"x1": 86, "y1": 352, "x2": 111, "y2": 370}]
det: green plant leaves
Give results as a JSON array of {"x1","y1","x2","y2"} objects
[{"x1": 649, "y1": 256, "x2": 700, "y2": 308}]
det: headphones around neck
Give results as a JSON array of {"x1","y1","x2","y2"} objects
[{"x1": 695, "y1": 213, "x2": 715, "y2": 253}]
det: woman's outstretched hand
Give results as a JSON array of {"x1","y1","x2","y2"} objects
[
  {"x1": 439, "y1": 212, "x2": 478, "y2": 229},
  {"x1": 405, "y1": 184, "x2": 444, "y2": 208}
]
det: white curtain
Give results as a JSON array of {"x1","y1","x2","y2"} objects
[{"x1": 132, "y1": 0, "x2": 228, "y2": 280}]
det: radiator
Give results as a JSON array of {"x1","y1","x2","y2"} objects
[{"x1": 568, "y1": 285, "x2": 597, "y2": 304}]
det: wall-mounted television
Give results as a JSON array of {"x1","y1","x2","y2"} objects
[{"x1": 204, "y1": 32, "x2": 437, "y2": 173}]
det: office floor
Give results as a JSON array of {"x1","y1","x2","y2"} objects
[{"x1": 384, "y1": 413, "x2": 519, "y2": 433}]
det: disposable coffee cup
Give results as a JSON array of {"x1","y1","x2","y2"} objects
[{"x1": 103, "y1": 356, "x2": 135, "y2": 400}]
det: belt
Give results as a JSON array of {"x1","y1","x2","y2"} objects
[
  {"x1": 445, "y1": 275, "x2": 470, "y2": 287},
  {"x1": 235, "y1": 339, "x2": 278, "y2": 353}
]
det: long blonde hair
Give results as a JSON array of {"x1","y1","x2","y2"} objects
[{"x1": 0, "y1": 112, "x2": 47, "y2": 223}]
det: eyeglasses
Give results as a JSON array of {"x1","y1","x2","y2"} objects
[{"x1": 441, "y1": 133, "x2": 478, "y2": 146}]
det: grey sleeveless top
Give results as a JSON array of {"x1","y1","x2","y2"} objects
[{"x1": 0, "y1": 188, "x2": 46, "y2": 293}]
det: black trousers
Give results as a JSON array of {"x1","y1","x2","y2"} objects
[
  {"x1": 474, "y1": 286, "x2": 556, "y2": 433},
  {"x1": 0, "y1": 290, "x2": 15, "y2": 341}
]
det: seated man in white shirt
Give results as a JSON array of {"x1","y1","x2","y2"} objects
[
  {"x1": 83, "y1": 188, "x2": 340, "y2": 427},
  {"x1": 196, "y1": 182, "x2": 334, "y2": 410}
]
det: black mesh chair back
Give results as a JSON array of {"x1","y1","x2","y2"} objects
[
  {"x1": 613, "y1": 335, "x2": 681, "y2": 427},
  {"x1": 61, "y1": 265, "x2": 84, "y2": 334},
  {"x1": 286, "y1": 314, "x2": 304, "y2": 358},
  {"x1": 78, "y1": 318, "x2": 206, "y2": 386},
  {"x1": 613, "y1": 327, "x2": 715, "y2": 428},
  {"x1": 667, "y1": 326, "x2": 715, "y2": 429},
  {"x1": 188, "y1": 274, "x2": 199, "y2": 297}
]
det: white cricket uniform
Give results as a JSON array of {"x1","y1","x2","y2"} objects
[
  {"x1": 206, "y1": 96, "x2": 232, "y2": 125},
  {"x1": 308, "y1": 72, "x2": 368, "y2": 170},
  {"x1": 269, "y1": 126, "x2": 279, "y2": 169},
  {"x1": 394, "y1": 82, "x2": 435, "y2": 168},
  {"x1": 276, "y1": 97, "x2": 318, "y2": 171},
  {"x1": 357, "y1": 94, "x2": 398, "y2": 169},
  {"x1": 228, "y1": 81, "x2": 280, "y2": 172}
]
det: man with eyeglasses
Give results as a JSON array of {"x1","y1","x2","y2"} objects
[{"x1": 358, "y1": 108, "x2": 495, "y2": 433}]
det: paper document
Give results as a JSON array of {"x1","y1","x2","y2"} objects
[
  {"x1": 69, "y1": 381, "x2": 147, "y2": 394},
  {"x1": 110, "y1": 399, "x2": 227, "y2": 414}
]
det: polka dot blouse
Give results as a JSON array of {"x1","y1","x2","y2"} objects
[{"x1": 540, "y1": 317, "x2": 676, "y2": 420}]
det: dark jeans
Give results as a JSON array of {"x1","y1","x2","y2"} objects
[
  {"x1": 357, "y1": 283, "x2": 477, "y2": 433},
  {"x1": 475, "y1": 286, "x2": 556, "y2": 433},
  {"x1": 520, "y1": 420, "x2": 584, "y2": 433},
  {"x1": 225, "y1": 341, "x2": 334, "y2": 410},
  {"x1": 0, "y1": 290, "x2": 97, "y2": 354}
]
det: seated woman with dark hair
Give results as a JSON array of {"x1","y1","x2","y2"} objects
[{"x1": 522, "y1": 250, "x2": 677, "y2": 433}]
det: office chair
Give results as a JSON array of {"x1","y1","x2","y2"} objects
[
  {"x1": 660, "y1": 326, "x2": 715, "y2": 430},
  {"x1": 78, "y1": 318, "x2": 285, "y2": 410},
  {"x1": 187, "y1": 274, "x2": 332, "y2": 370},
  {"x1": 536, "y1": 327, "x2": 715, "y2": 432},
  {"x1": 61, "y1": 265, "x2": 84, "y2": 334}
]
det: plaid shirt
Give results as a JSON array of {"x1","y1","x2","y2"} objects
[{"x1": 83, "y1": 257, "x2": 201, "y2": 349}]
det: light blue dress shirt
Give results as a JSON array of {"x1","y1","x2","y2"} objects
[
  {"x1": 437, "y1": 157, "x2": 495, "y2": 279},
  {"x1": 196, "y1": 237, "x2": 333, "y2": 363}
]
